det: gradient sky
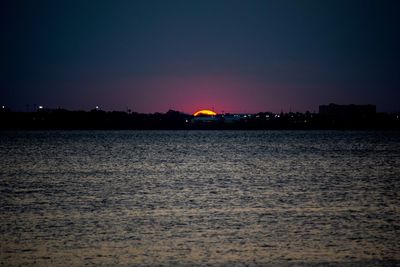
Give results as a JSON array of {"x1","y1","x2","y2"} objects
[{"x1": 1, "y1": 0, "x2": 400, "y2": 113}]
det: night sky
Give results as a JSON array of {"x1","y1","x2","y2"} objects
[{"x1": 2, "y1": 0, "x2": 400, "y2": 113}]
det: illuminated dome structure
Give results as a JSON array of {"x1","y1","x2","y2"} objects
[{"x1": 193, "y1": 109, "x2": 217, "y2": 117}]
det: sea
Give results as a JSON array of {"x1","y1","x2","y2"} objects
[{"x1": 0, "y1": 130, "x2": 399, "y2": 266}]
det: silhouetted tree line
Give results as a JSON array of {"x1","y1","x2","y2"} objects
[{"x1": 0, "y1": 108, "x2": 399, "y2": 130}]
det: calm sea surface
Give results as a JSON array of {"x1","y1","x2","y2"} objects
[{"x1": 1, "y1": 130, "x2": 399, "y2": 266}]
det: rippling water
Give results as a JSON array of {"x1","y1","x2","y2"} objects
[{"x1": 1, "y1": 130, "x2": 399, "y2": 266}]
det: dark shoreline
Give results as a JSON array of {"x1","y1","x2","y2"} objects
[{"x1": 1, "y1": 109, "x2": 399, "y2": 130}]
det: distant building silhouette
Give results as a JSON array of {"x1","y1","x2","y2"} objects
[
  {"x1": 222, "y1": 114, "x2": 241, "y2": 124},
  {"x1": 319, "y1": 103, "x2": 376, "y2": 119}
]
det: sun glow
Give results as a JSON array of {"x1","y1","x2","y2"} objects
[{"x1": 193, "y1": 109, "x2": 217, "y2": 116}]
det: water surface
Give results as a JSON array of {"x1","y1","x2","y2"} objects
[{"x1": 1, "y1": 130, "x2": 399, "y2": 266}]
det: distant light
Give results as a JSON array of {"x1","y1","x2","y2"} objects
[
  {"x1": 266, "y1": 115, "x2": 269, "y2": 118},
  {"x1": 1, "y1": 106, "x2": 4, "y2": 109},
  {"x1": 95, "y1": 106, "x2": 99, "y2": 110},
  {"x1": 185, "y1": 119, "x2": 189, "y2": 123},
  {"x1": 38, "y1": 106, "x2": 43, "y2": 109}
]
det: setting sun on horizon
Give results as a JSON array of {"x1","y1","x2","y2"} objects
[{"x1": 193, "y1": 109, "x2": 217, "y2": 116}]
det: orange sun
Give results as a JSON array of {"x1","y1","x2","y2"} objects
[{"x1": 193, "y1": 109, "x2": 217, "y2": 116}]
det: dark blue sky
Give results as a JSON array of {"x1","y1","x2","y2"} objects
[{"x1": 1, "y1": 0, "x2": 399, "y2": 113}]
